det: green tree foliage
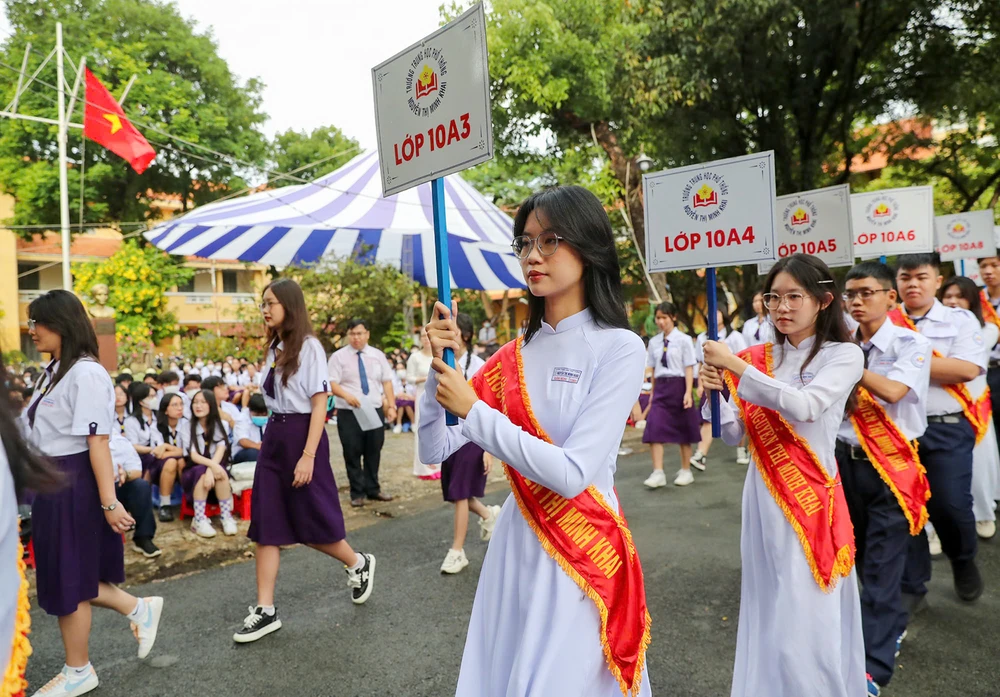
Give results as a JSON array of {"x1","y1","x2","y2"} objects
[
  {"x1": 0, "y1": 0, "x2": 270, "y2": 231},
  {"x1": 269, "y1": 125, "x2": 361, "y2": 188}
]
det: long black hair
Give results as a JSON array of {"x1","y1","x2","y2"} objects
[
  {"x1": 129, "y1": 382, "x2": 154, "y2": 429},
  {"x1": 189, "y1": 389, "x2": 228, "y2": 460},
  {"x1": 157, "y1": 392, "x2": 185, "y2": 442},
  {"x1": 513, "y1": 186, "x2": 631, "y2": 343},
  {"x1": 455, "y1": 313, "x2": 475, "y2": 375},
  {"x1": 263, "y1": 278, "x2": 314, "y2": 386},
  {"x1": 27, "y1": 290, "x2": 99, "y2": 390},
  {"x1": 1, "y1": 353, "x2": 61, "y2": 498},
  {"x1": 941, "y1": 276, "x2": 985, "y2": 327}
]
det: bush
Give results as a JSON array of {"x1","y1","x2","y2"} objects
[{"x1": 180, "y1": 331, "x2": 264, "y2": 364}]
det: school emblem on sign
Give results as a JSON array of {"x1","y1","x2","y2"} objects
[
  {"x1": 947, "y1": 218, "x2": 971, "y2": 239},
  {"x1": 782, "y1": 197, "x2": 819, "y2": 236},
  {"x1": 405, "y1": 46, "x2": 449, "y2": 118},
  {"x1": 682, "y1": 172, "x2": 729, "y2": 222},
  {"x1": 864, "y1": 195, "x2": 899, "y2": 227}
]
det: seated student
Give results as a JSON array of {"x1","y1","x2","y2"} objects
[
  {"x1": 159, "y1": 370, "x2": 190, "y2": 415},
  {"x1": 183, "y1": 373, "x2": 203, "y2": 397},
  {"x1": 392, "y1": 361, "x2": 416, "y2": 434},
  {"x1": 125, "y1": 383, "x2": 167, "y2": 476},
  {"x1": 153, "y1": 392, "x2": 188, "y2": 522},
  {"x1": 232, "y1": 394, "x2": 268, "y2": 464},
  {"x1": 183, "y1": 389, "x2": 237, "y2": 538},
  {"x1": 202, "y1": 375, "x2": 242, "y2": 429},
  {"x1": 143, "y1": 371, "x2": 161, "y2": 393},
  {"x1": 110, "y1": 429, "x2": 161, "y2": 558},
  {"x1": 114, "y1": 384, "x2": 130, "y2": 435},
  {"x1": 115, "y1": 372, "x2": 133, "y2": 392}
]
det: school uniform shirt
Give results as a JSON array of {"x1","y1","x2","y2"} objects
[
  {"x1": 971, "y1": 323, "x2": 1000, "y2": 522},
  {"x1": 456, "y1": 352, "x2": 486, "y2": 380},
  {"x1": 327, "y1": 343, "x2": 392, "y2": 411},
  {"x1": 836, "y1": 320, "x2": 932, "y2": 446},
  {"x1": 187, "y1": 422, "x2": 231, "y2": 461},
  {"x1": 110, "y1": 429, "x2": 143, "y2": 475},
  {"x1": 263, "y1": 336, "x2": 330, "y2": 415},
  {"x1": 223, "y1": 372, "x2": 239, "y2": 388},
  {"x1": 0, "y1": 441, "x2": 18, "y2": 672},
  {"x1": 695, "y1": 327, "x2": 749, "y2": 363},
  {"x1": 907, "y1": 300, "x2": 987, "y2": 416},
  {"x1": 704, "y1": 338, "x2": 866, "y2": 697},
  {"x1": 232, "y1": 413, "x2": 267, "y2": 457},
  {"x1": 161, "y1": 418, "x2": 190, "y2": 454},
  {"x1": 237, "y1": 371, "x2": 252, "y2": 387},
  {"x1": 114, "y1": 411, "x2": 129, "y2": 435},
  {"x1": 646, "y1": 328, "x2": 697, "y2": 379},
  {"x1": 419, "y1": 308, "x2": 650, "y2": 697},
  {"x1": 27, "y1": 359, "x2": 115, "y2": 457},
  {"x1": 124, "y1": 414, "x2": 164, "y2": 450},
  {"x1": 742, "y1": 315, "x2": 775, "y2": 346},
  {"x1": 219, "y1": 400, "x2": 242, "y2": 426},
  {"x1": 988, "y1": 294, "x2": 1000, "y2": 361}
]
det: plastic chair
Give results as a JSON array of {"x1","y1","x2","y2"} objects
[
  {"x1": 232, "y1": 489, "x2": 252, "y2": 520},
  {"x1": 179, "y1": 494, "x2": 221, "y2": 520}
]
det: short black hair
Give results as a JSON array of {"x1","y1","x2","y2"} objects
[
  {"x1": 846, "y1": 261, "x2": 896, "y2": 289},
  {"x1": 159, "y1": 370, "x2": 179, "y2": 385},
  {"x1": 115, "y1": 373, "x2": 133, "y2": 385},
  {"x1": 654, "y1": 301, "x2": 677, "y2": 316},
  {"x1": 976, "y1": 249, "x2": 1000, "y2": 264},
  {"x1": 248, "y1": 394, "x2": 267, "y2": 414},
  {"x1": 201, "y1": 375, "x2": 225, "y2": 391},
  {"x1": 347, "y1": 318, "x2": 368, "y2": 331},
  {"x1": 895, "y1": 253, "x2": 941, "y2": 273},
  {"x1": 183, "y1": 373, "x2": 202, "y2": 387}
]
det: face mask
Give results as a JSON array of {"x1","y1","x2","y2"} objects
[
  {"x1": 223, "y1": 367, "x2": 232, "y2": 374},
  {"x1": 251, "y1": 415, "x2": 269, "y2": 427},
  {"x1": 141, "y1": 398, "x2": 157, "y2": 410},
  {"x1": 396, "y1": 369, "x2": 406, "y2": 380},
  {"x1": 163, "y1": 385, "x2": 180, "y2": 395},
  {"x1": 186, "y1": 388, "x2": 200, "y2": 399},
  {"x1": 195, "y1": 361, "x2": 204, "y2": 368}
]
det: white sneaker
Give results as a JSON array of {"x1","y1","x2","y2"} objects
[
  {"x1": 392, "y1": 424, "x2": 403, "y2": 434},
  {"x1": 191, "y1": 518, "x2": 217, "y2": 538},
  {"x1": 440, "y1": 548, "x2": 469, "y2": 574},
  {"x1": 31, "y1": 666, "x2": 99, "y2": 696},
  {"x1": 689, "y1": 451, "x2": 707, "y2": 471},
  {"x1": 736, "y1": 446, "x2": 751, "y2": 465},
  {"x1": 674, "y1": 469, "x2": 695, "y2": 486},
  {"x1": 479, "y1": 504, "x2": 502, "y2": 541},
  {"x1": 131, "y1": 596, "x2": 164, "y2": 659},
  {"x1": 976, "y1": 520, "x2": 996, "y2": 539},
  {"x1": 643, "y1": 470, "x2": 667, "y2": 489},
  {"x1": 634, "y1": 419, "x2": 647, "y2": 430},
  {"x1": 222, "y1": 517, "x2": 238, "y2": 536},
  {"x1": 927, "y1": 527, "x2": 943, "y2": 557}
]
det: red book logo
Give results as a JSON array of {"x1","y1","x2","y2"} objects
[
  {"x1": 790, "y1": 207, "x2": 810, "y2": 226},
  {"x1": 692, "y1": 184, "x2": 718, "y2": 208},
  {"x1": 415, "y1": 64, "x2": 438, "y2": 99}
]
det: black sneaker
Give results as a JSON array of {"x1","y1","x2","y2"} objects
[
  {"x1": 133, "y1": 537, "x2": 162, "y2": 558},
  {"x1": 346, "y1": 553, "x2": 376, "y2": 605},
  {"x1": 953, "y1": 559, "x2": 984, "y2": 602},
  {"x1": 233, "y1": 606, "x2": 282, "y2": 643},
  {"x1": 158, "y1": 507, "x2": 174, "y2": 523}
]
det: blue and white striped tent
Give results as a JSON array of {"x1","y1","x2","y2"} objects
[{"x1": 144, "y1": 151, "x2": 526, "y2": 291}]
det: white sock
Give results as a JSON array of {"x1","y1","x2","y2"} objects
[
  {"x1": 126, "y1": 597, "x2": 146, "y2": 621},
  {"x1": 66, "y1": 663, "x2": 91, "y2": 676},
  {"x1": 260, "y1": 605, "x2": 275, "y2": 616},
  {"x1": 159, "y1": 494, "x2": 171, "y2": 507},
  {"x1": 348, "y1": 553, "x2": 365, "y2": 571}
]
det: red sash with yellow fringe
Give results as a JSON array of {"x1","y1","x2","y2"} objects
[
  {"x1": 980, "y1": 290, "x2": 1000, "y2": 331},
  {"x1": 888, "y1": 308, "x2": 990, "y2": 444},
  {"x1": 470, "y1": 339, "x2": 650, "y2": 696},
  {"x1": 724, "y1": 344, "x2": 855, "y2": 591},
  {"x1": 3, "y1": 526, "x2": 32, "y2": 697},
  {"x1": 848, "y1": 387, "x2": 931, "y2": 535}
]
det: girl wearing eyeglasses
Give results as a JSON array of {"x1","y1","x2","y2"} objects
[
  {"x1": 421, "y1": 186, "x2": 651, "y2": 696},
  {"x1": 700, "y1": 254, "x2": 865, "y2": 697}
]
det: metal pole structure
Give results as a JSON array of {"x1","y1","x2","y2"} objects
[
  {"x1": 880, "y1": 255, "x2": 887, "y2": 264},
  {"x1": 706, "y1": 268, "x2": 721, "y2": 438},
  {"x1": 55, "y1": 23, "x2": 72, "y2": 292},
  {"x1": 960, "y1": 259, "x2": 966, "y2": 277},
  {"x1": 431, "y1": 177, "x2": 458, "y2": 426}
]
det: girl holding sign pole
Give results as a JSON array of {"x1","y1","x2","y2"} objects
[{"x1": 699, "y1": 254, "x2": 865, "y2": 697}]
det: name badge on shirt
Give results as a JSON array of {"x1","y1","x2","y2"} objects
[
  {"x1": 552, "y1": 367, "x2": 583, "y2": 384},
  {"x1": 791, "y1": 371, "x2": 816, "y2": 386},
  {"x1": 40, "y1": 396, "x2": 56, "y2": 408}
]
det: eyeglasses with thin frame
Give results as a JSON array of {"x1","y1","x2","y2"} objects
[
  {"x1": 259, "y1": 300, "x2": 281, "y2": 313},
  {"x1": 842, "y1": 288, "x2": 890, "y2": 303},
  {"x1": 762, "y1": 292, "x2": 807, "y2": 311},
  {"x1": 27, "y1": 319, "x2": 36, "y2": 331},
  {"x1": 511, "y1": 232, "x2": 565, "y2": 260}
]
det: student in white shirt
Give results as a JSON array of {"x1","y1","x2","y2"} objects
[
  {"x1": 182, "y1": 390, "x2": 236, "y2": 539},
  {"x1": 153, "y1": 393, "x2": 188, "y2": 523},
  {"x1": 232, "y1": 394, "x2": 268, "y2": 463},
  {"x1": 124, "y1": 383, "x2": 165, "y2": 477},
  {"x1": 113, "y1": 384, "x2": 129, "y2": 435},
  {"x1": 110, "y1": 429, "x2": 161, "y2": 559},
  {"x1": 24, "y1": 290, "x2": 163, "y2": 696},
  {"x1": 407, "y1": 328, "x2": 439, "y2": 479},
  {"x1": 742, "y1": 290, "x2": 775, "y2": 346},
  {"x1": 201, "y1": 375, "x2": 241, "y2": 430},
  {"x1": 701, "y1": 254, "x2": 865, "y2": 697}
]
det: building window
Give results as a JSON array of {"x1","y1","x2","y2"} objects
[
  {"x1": 176, "y1": 276, "x2": 195, "y2": 292},
  {"x1": 222, "y1": 270, "x2": 238, "y2": 293},
  {"x1": 17, "y1": 263, "x2": 40, "y2": 291}
]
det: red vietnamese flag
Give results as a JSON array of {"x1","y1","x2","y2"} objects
[{"x1": 83, "y1": 68, "x2": 156, "y2": 174}]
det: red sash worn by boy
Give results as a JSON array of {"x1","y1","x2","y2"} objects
[
  {"x1": 470, "y1": 339, "x2": 651, "y2": 697},
  {"x1": 887, "y1": 308, "x2": 990, "y2": 444},
  {"x1": 723, "y1": 344, "x2": 855, "y2": 591},
  {"x1": 3, "y1": 529, "x2": 31, "y2": 697}
]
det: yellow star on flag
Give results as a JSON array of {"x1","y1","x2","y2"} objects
[{"x1": 103, "y1": 113, "x2": 123, "y2": 134}]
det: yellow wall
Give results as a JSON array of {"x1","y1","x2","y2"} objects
[{"x1": 0, "y1": 224, "x2": 19, "y2": 353}]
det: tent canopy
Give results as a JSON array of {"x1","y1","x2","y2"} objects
[{"x1": 145, "y1": 151, "x2": 526, "y2": 291}]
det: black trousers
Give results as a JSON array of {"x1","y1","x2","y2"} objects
[
  {"x1": 835, "y1": 442, "x2": 910, "y2": 686},
  {"x1": 117, "y1": 477, "x2": 157, "y2": 540},
  {"x1": 987, "y1": 366, "x2": 1000, "y2": 436},
  {"x1": 337, "y1": 408, "x2": 385, "y2": 500},
  {"x1": 901, "y1": 418, "x2": 977, "y2": 597}
]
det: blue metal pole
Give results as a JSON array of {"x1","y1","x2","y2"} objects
[
  {"x1": 960, "y1": 259, "x2": 966, "y2": 277},
  {"x1": 706, "y1": 268, "x2": 721, "y2": 438},
  {"x1": 431, "y1": 177, "x2": 459, "y2": 426},
  {"x1": 879, "y1": 255, "x2": 887, "y2": 264}
]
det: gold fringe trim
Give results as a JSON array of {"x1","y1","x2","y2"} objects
[{"x1": 3, "y1": 524, "x2": 32, "y2": 697}]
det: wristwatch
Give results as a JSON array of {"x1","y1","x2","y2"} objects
[{"x1": 101, "y1": 502, "x2": 118, "y2": 511}]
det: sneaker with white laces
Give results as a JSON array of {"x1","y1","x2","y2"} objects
[
  {"x1": 736, "y1": 446, "x2": 751, "y2": 465},
  {"x1": 927, "y1": 527, "x2": 943, "y2": 558},
  {"x1": 440, "y1": 548, "x2": 470, "y2": 574},
  {"x1": 479, "y1": 505, "x2": 502, "y2": 542},
  {"x1": 643, "y1": 469, "x2": 667, "y2": 489},
  {"x1": 689, "y1": 451, "x2": 708, "y2": 471},
  {"x1": 866, "y1": 673, "x2": 881, "y2": 697},
  {"x1": 30, "y1": 665, "x2": 99, "y2": 697},
  {"x1": 346, "y1": 553, "x2": 376, "y2": 604},
  {"x1": 895, "y1": 629, "x2": 907, "y2": 658},
  {"x1": 191, "y1": 518, "x2": 217, "y2": 538},
  {"x1": 131, "y1": 596, "x2": 163, "y2": 659},
  {"x1": 674, "y1": 468, "x2": 694, "y2": 486},
  {"x1": 222, "y1": 517, "x2": 238, "y2": 536},
  {"x1": 976, "y1": 520, "x2": 996, "y2": 539},
  {"x1": 233, "y1": 605, "x2": 282, "y2": 643},
  {"x1": 392, "y1": 424, "x2": 403, "y2": 434}
]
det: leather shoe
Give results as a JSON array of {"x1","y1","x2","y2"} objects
[
  {"x1": 350, "y1": 498, "x2": 365, "y2": 508},
  {"x1": 953, "y1": 559, "x2": 984, "y2": 602},
  {"x1": 368, "y1": 492, "x2": 394, "y2": 502}
]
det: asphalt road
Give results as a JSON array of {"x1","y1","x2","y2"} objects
[{"x1": 24, "y1": 444, "x2": 1000, "y2": 697}]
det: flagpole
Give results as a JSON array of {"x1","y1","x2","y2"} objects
[
  {"x1": 431, "y1": 177, "x2": 458, "y2": 426},
  {"x1": 55, "y1": 22, "x2": 72, "y2": 292}
]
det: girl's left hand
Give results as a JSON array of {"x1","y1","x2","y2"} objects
[
  {"x1": 483, "y1": 452, "x2": 494, "y2": 475},
  {"x1": 702, "y1": 340, "x2": 734, "y2": 369},
  {"x1": 682, "y1": 392, "x2": 693, "y2": 409},
  {"x1": 293, "y1": 454, "x2": 314, "y2": 488},
  {"x1": 431, "y1": 358, "x2": 479, "y2": 419}
]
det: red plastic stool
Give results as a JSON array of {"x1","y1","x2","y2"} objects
[
  {"x1": 23, "y1": 539, "x2": 35, "y2": 569},
  {"x1": 232, "y1": 489, "x2": 252, "y2": 520},
  {"x1": 180, "y1": 494, "x2": 221, "y2": 521}
]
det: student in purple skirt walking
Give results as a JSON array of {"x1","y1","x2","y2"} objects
[
  {"x1": 439, "y1": 314, "x2": 502, "y2": 575},
  {"x1": 641, "y1": 301, "x2": 702, "y2": 488},
  {"x1": 24, "y1": 290, "x2": 163, "y2": 697},
  {"x1": 234, "y1": 279, "x2": 375, "y2": 644},
  {"x1": 183, "y1": 390, "x2": 237, "y2": 538}
]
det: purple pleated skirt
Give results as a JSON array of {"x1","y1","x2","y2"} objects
[
  {"x1": 32, "y1": 450, "x2": 125, "y2": 617},
  {"x1": 441, "y1": 442, "x2": 487, "y2": 502},
  {"x1": 138, "y1": 452, "x2": 155, "y2": 475},
  {"x1": 248, "y1": 413, "x2": 346, "y2": 546},
  {"x1": 148, "y1": 455, "x2": 182, "y2": 485},
  {"x1": 181, "y1": 461, "x2": 230, "y2": 503},
  {"x1": 642, "y1": 377, "x2": 701, "y2": 444}
]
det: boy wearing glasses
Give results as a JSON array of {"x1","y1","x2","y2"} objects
[
  {"x1": 895, "y1": 253, "x2": 985, "y2": 607},
  {"x1": 835, "y1": 261, "x2": 931, "y2": 697}
]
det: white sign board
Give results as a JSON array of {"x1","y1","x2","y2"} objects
[
  {"x1": 850, "y1": 186, "x2": 934, "y2": 259},
  {"x1": 933, "y1": 210, "x2": 995, "y2": 262},
  {"x1": 372, "y1": 3, "x2": 492, "y2": 197},
  {"x1": 643, "y1": 151, "x2": 777, "y2": 272},
  {"x1": 756, "y1": 184, "x2": 855, "y2": 275},
  {"x1": 958, "y1": 259, "x2": 983, "y2": 285}
]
